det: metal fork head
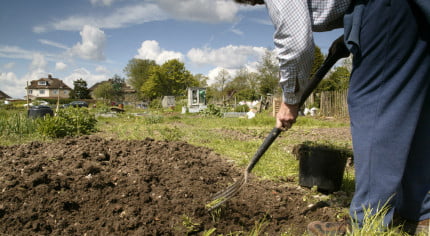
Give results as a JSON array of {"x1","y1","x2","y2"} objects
[{"x1": 206, "y1": 175, "x2": 247, "y2": 211}]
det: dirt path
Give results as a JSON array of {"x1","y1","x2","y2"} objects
[{"x1": 0, "y1": 135, "x2": 347, "y2": 235}]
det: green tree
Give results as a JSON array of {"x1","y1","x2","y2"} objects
[
  {"x1": 310, "y1": 46, "x2": 325, "y2": 79},
  {"x1": 123, "y1": 59, "x2": 158, "y2": 99},
  {"x1": 316, "y1": 66, "x2": 350, "y2": 92},
  {"x1": 140, "y1": 59, "x2": 198, "y2": 99},
  {"x1": 209, "y1": 69, "x2": 231, "y2": 103},
  {"x1": 225, "y1": 68, "x2": 260, "y2": 101},
  {"x1": 193, "y1": 73, "x2": 209, "y2": 87},
  {"x1": 69, "y1": 78, "x2": 91, "y2": 99},
  {"x1": 92, "y1": 82, "x2": 115, "y2": 102},
  {"x1": 257, "y1": 50, "x2": 280, "y2": 96},
  {"x1": 110, "y1": 74, "x2": 126, "y2": 101}
]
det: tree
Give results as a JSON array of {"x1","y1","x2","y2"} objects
[
  {"x1": 224, "y1": 68, "x2": 260, "y2": 101},
  {"x1": 310, "y1": 46, "x2": 325, "y2": 79},
  {"x1": 110, "y1": 74, "x2": 126, "y2": 101},
  {"x1": 209, "y1": 69, "x2": 231, "y2": 103},
  {"x1": 193, "y1": 73, "x2": 209, "y2": 87},
  {"x1": 140, "y1": 59, "x2": 198, "y2": 99},
  {"x1": 92, "y1": 82, "x2": 115, "y2": 102},
  {"x1": 69, "y1": 78, "x2": 91, "y2": 99},
  {"x1": 256, "y1": 46, "x2": 325, "y2": 97},
  {"x1": 123, "y1": 59, "x2": 157, "y2": 99},
  {"x1": 213, "y1": 69, "x2": 230, "y2": 93},
  {"x1": 257, "y1": 50, "x2": 280, "y2": 97},
  {"x1": 316, "y1": 66, "x2": 350, "y2": 92}
]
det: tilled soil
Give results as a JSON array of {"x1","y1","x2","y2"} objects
[{"x1": 0, "y1": 135, "x2": 346, "y2": 235}]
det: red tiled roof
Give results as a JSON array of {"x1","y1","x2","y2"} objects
[{"x1": 26, "y1": 75, "x2": 71, "y2": 90}]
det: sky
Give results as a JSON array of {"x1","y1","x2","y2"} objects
[{"x1": 0, "y1": 0, "x2": 343, "y2": 99}]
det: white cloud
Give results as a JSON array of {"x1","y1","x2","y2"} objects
[
  {"x1": 206, "y1": 67, "x2": 237, "y2": 85},
  {"x1": 0, "y1": 72, "x2": 18, "y2": 88},
  {"x1": 0, "y1": 72, "x2": 25, "y2": 98},
  {"x1": 30, "y1": 53, "x2": 47, "y2": 71},
  {"x1": 95, "y1": 65, "x2": 109, "y2": 74},
  {"x1": 187, "y1": 45, "x2": 266, "y2": 68},
  {"x1": 33, "y1": 1, "x2": 243, "y2": 33},
  {"x1": 205, "y1": 64, "x2": 259, "y2": 86},
  {"x1": 157, "y1": 0, "x2": 239, "y2": 23},
  {"x1": 90, "y1": 0, "x2": 116, "y2": 7},
  {"x1": 0, "y1": 46, "x2": 34, "y2": 60},
  {"x1": 0, "y1": 45, "x2": 59, "y2": 63},
  {"x1": 3, "y1": 62, "x2": 15, "y2": 69},
  {"x1": 33, "y1": 3, "x2": 168, "y2": 33},
  {"x1": 55, "y1": 62, "x2": 67, "y2": 71},
  {"x1": 39, "y1": 39, "x2": 69, "y2": 50},
  {"x1": 70, "y1": 25, "x2": 106, "y2": 61},
  {"x1": 135, "y1": 40, "x2": 184, "y2": 65},
  {"x1": 19, "y1": 54, "x2": 49, "y2": 93}
]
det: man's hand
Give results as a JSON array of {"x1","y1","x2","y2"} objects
[{"x1": 276, "y1": 102, "x2": 299, "y2": 130}]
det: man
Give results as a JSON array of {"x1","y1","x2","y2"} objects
[{"x1": 234, "y1": 0, "x2": 430, "y2": 235}]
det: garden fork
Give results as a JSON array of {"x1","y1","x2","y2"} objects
[{"x1": 207, "y1": 35, "x2": 350, "y2": 211}]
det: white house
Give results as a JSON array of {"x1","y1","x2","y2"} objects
[{"x1": 26, "y1": 74, "x2": 71, "y2": 100}]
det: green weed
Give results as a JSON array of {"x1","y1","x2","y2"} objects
[
  {"x1": 159, "y1": 126, "x2": 183, "y2": 141},
  {"x1": 181, "y1": 215, "x2": 202, "y2": 235},
  {"x1": 36, "y1": 107, "x2": 97, "y2": 138}
]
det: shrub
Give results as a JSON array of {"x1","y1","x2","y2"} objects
[
  {"x1": 159, "y1": 126, "x2": 183, "y2": 141},
  {"x1": 149, "y1": 98, "x2": 162, "y2": 109},
  {"x1": 234, "y1": 104, "x2": 250, "y2": 112},
  {"x1": 199, "y1": 104, "x2": 224, "y2": 117},
  {"x1": 36, "y1": 107, "x2": 97, "y2": 138}
]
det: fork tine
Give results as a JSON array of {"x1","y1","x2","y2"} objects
[
  {"x1": 206, "y1": 176, "x2": 248, "y2": 211},
  {"x1": 211, "y1": 171, "x2": 249, "y2": 199},
  {"x1": 207, "y1": 188, "x2": 242, "y2": 211},
  {"x1": 211, "y1": 176, "x2": 246, "y2": 200}
]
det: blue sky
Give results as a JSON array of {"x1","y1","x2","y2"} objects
[{"x1": 0, "y1": 0, "x2": 343, "y2": 98}]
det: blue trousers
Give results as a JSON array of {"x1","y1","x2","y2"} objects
[{"x1": 346, "y1": 0, "x2": 430, "y2": 226}]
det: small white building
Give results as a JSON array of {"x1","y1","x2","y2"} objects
[
  {"x1": 162, "y1": 96, "x2": 175, "y2": 108},
  {"x1": 184, "y1": 87, "x2": 207, "y2": 113}
]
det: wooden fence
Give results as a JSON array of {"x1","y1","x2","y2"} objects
[
  {"x1": 319, "y1": 89, "x2": 349, "y2": 117},
  {"x1": 273, "y1": 89, "x2": 349, "y2": 118}
]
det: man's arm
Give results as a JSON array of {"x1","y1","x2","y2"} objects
[{"x1": 265, "y1": 0, "x2": 314, "y2": 129}]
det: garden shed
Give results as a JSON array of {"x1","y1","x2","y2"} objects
[
  {"x1": 162, "y1": 96, "x2": 175, "y2": 108},
  {"x1": 185, "y1": 87, "x2": 207, "y2": 113}
]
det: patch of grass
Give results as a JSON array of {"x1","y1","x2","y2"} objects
[
  {"x1": 349, "y1": 203, "x2": 409, "y2": 236},
  {"x1": 295, "y1": 116, "x2": 349, "y2": 128}
]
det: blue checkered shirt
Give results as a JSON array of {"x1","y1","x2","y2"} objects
[{"x1": 265, "y1": 0, "x2": 351, "y2": 104}]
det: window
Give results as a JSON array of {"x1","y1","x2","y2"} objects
[
  {"x1": 39, "y1": 89, "x2": 45, "y2": 95},
  {"x1": 29, "y1": 90, "x2": 33, "y2": 94},
  {"x1": 38, "y1": 81, "x2": 47, "y2": 86},
  {"x1": 63, "y1": 90, "x2": 68, "y2": 95},
  {"x1": 53, "y1": 90, "x2": 58, "y2": 95},
  {"x1": 192, "y1": 90, "x2": 198, "y2": 104}
]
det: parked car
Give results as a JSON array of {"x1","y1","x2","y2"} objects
[{"x1": 62, "y1": 101, "x2": 89, "y2": 108}]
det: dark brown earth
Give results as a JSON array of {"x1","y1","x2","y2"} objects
[{"x1": 0, "y1": 134, "x2": 350, "y2": 235}]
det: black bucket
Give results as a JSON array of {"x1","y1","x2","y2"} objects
[
  {"x1": 28, "y1": 105, "x2": 54, "y2": 119},
  {"x1": 294, "y1": 143, "x2": 348, "y2": 194}
]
